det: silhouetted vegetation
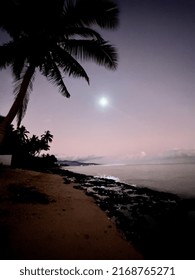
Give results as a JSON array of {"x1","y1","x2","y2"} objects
[{"x1": 0, "y1": 116, "x2": 57, "y2": 169}]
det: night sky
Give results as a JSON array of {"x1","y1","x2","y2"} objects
[{"x1": 0, "y1": 0, "x2": 195, "y2": 164}]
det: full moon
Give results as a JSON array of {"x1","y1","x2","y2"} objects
[{"x1": 99, "y1": 97, "x2": 109, "y2": 107}]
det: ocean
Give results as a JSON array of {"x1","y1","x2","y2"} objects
[{"x1": 65, "y1": 163, "x2": 195, "y2": 198}]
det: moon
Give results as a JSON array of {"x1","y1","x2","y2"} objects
[{"x1": 99, "y1": 97, "x2": 109, "y2": 107}]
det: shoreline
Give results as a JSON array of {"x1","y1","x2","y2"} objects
[
  {"x1": 51, "y1": 167, "x2": 195, "y2": 259},
  {"x1": 0, "y1": 166, "x2": 142, "y2": 260},
  {"x1": 63, "y1": 163, "x2": 195, "y2": 199}
]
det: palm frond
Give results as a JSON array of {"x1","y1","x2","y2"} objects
[
  {"x1": 0, "y1": 40, "x2": 27, "y2": 78},
  {"x1": 11, "y1": 55, "x2": 26, "y2": 80},
  {"x1": 40, "y1": 55, "x2": 71, "y2": 98},
  {"x1": 63, "y1": 27, "x2": 104, "y2": 41},
  {"x1": 62, "y1": 39, "x2": 118, "y2": 70},
  {"x1": 0, "y1": 41, "x2": 17, "y2": 69},
  {"x1": 0, "y1": 0, "x2": 64, "y2": 38},
  {"x1": 64, "y1": 0, "x2": 119, "y2": 29},
  {"x1": 52, "y1": 45, "x2": 90, "y2": 83}
]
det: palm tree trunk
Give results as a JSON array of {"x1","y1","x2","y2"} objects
[{"x1": 0, "y1": 65, "x2": 35, "y2": 147}]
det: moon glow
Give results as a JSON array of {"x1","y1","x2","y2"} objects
[{"x1": 99, "y1": 97, "x2": 109, "y2": 107}]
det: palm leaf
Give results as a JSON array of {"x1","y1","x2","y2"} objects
[
  {"x1": 0, "y1": 41, "x2": 17, "y2": 69},
  {"x1": 52, "y1": 45, "x2": 90, "y2": 83},
  {"x1": 63, "y1": 27, "x2": 104, "y2": 41},
  {"x1": 0, "y1": 0, "x2": 64, "y2": 38},
  {"x1": 12, "y1": 54, "x2": 27, "y2": 79},
  {"x1": 40, "y1": 55, "x2": 71, "y2": 98},
  {"x1": 0, "y1": 40, "x2": 27, "y2": 78},
  {"x1": 64, "y1": 0, "x2": 119, "y2": 29},
  {"x1": 62, "y1": 39, "x2": 118, "y2": 69}
]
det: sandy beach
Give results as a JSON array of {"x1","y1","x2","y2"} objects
[{"x1": 0, "y1": 167, "x2": 142, "y2": 260}]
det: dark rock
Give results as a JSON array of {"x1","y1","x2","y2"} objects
[{"x1": 63, "y1": 178, "x2": 72, "y2": 184}]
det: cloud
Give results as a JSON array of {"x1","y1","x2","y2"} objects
[
  {"x1": 140, "y1": 151, "x2": 147, "y2": 157},
  {"x1": 115, "y1": 149, "x2": 195, "y2": 165},
  {"x1": 103, "y1": 151, "x2": 149, "y2": 165},
  {"x1": 160, "y1": 149, "x2": 195, "y2": 162}
]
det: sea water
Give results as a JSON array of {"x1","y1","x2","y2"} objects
[{"x1": 64, "y1": 163, "x2": 195, "y2": 198}]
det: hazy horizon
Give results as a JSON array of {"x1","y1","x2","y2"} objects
[
  {"x1": 57, "y1": 151, "x2": 195, "y2": 165},
  {"x1": 0, "y1": 0, "x2": 195, "y2": 165}
]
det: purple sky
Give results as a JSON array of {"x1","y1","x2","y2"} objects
[{"x1": 0, "y1": 0, "x2": 195, "y2": 164}]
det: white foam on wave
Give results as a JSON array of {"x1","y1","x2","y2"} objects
[{"x1": 95, "y1": 174, "x2": 120, "y2": 182}]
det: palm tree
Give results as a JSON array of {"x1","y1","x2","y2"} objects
[
  {"x1": 0, "y1": 0, "x2": 119, "y2": 146},
  {"x1": 27, "y1": 135, "x2": 40, "y2": 157},
  {"x1": 16, "y1": 125, "x2": 29, "y2": 144},
  {"x1": 41, "y1": 131, "x2": 53, "y2": 144},
  {"x1": 40, "y1": 131, "x2": 53, "y2": 154}
]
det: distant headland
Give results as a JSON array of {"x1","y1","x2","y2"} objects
[{"x1": 57, "y1": 160, "x2": 99, "y2": 167}]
